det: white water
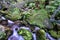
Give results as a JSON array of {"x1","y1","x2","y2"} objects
[
  {"x1": 32, "y1": 33, "x2": 36, "y2": 40},
  {"x1": 46, "y1": 33, "x2": 56, "y2": 40},
  {"x1": 8, "y1": 25, "x2": 24, "y2": 40}
]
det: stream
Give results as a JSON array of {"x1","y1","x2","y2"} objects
[
  {"x1": 0, "y1": 16, "x2": 57, "y2": 40},
  {"x1": 7, "y1": 20, "x2": 56, "y2": 40},
  {"x1": 0, "y1": 0, "x2": 60, "y2": 40}
]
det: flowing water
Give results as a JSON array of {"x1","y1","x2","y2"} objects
[
  {"x1": 0, "y1": 16, "x2": 56, "y2": 40},
  {"x1": 8, "y1": 21, "x2": 37, "y2": 40},
  {"x1": 32, "y1": 33, "x2": 36, "y2": 40},
  {"x1": 46, "y1": 33, "x2": 56, "y2": 40},
  {"x1": 8, "y1": 24, "x2": 24, "y2": 40},
  {"x1": 8, "y1": 20, "x2": 56, "y2": 40}
]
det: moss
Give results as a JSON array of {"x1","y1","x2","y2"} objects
[
  {"x1": 26, "y1": 9, "x2": 49, "y2": 28},
  {"x1": 0, "y1": 31, "x2": 6, "y2": 39},
  {"x1": 5, "y1": 6, "x2": 22, "y2": 20},
  {"x1": 46, "y1": 0, "x2": 60, "y2": 13},
  {"x1": 18, "y1": 29, "x2": 32, "y2": 40},
  {"x1": 57, "y1": 31, "x2": 60, "y2": 38},
  {"x1": 36, "y1": 29, "x2": 46, "y2": 40},
  {"x1": 49, "y1": 30, "x2": 60, "y2": 38}
]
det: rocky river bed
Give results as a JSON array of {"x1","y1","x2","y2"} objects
[{"x1": 0, "y1": 0, "x2": 60, "y2": 40}]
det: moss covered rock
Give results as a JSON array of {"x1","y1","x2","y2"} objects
[
  {"x1": 46, "y1": 0, "x2": 60, "y2": 13},
  {"x1": 5, "y1": 6, "x2": 22, "y2": 20},
  {"x1": 0, "y1": 25, "x2": 6, "y2": 39},
  {"x1": 18, "y1": 29, "x2": 32, "y2": 40},
  {"x1": 26, "y1": 9, "x2": 49, "y2": 28},
  {"x1": 36, "y1": 29, "x2": 46, "y2": 40},
  {"x1": 49, "y1": 30, "x2": 60, "y2": 38}
]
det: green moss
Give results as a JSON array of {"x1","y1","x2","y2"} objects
[
  {"x1": 18, "y1": 29, "x2": 32, "y2": 40},
  {"x1": 5, "y1": 6, "x2": 22, "y2": 20},
  {"x1": 36, "y1": 29, "x2": 46, "y2": 40},
  {"x1": 21, "y1": 10, "x2": 32, "y2": 20},
  {"x1": 0, "y1": 31, "x2": 6, "y2": 39},
  {"x1": 46, "y1": 0, "x2": 60, "y2": 13},
  {"x1": 26, "y1": 9, "x2": 49, "y2": 28},
  {"x1": 49, "y1": 30, "x2": 60, "y2": 38}
]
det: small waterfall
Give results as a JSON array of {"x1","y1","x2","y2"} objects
[
  {"x1": 8, "y1": 20, "x2": 14, "y2": 24},
  {"x1": 8, "y1": 20, "x2": 14, "y2": 27},
  {"x1": 35, "y1": 27, "x2": 40, "y2": 31},
  {"x1": 8, "y1": 25, "x2": 24, "y2": 40},
  {"x1": 32, "y1": 27, "x2": 40, "y2": 40},
  {"x1": 32, "y1": 33, "x2": 36, "y2": 40},
  {"x1": 46, "y1": 33, "x2": 56, "y2": 40},
  {"x1": 0, "y1": 16, "x2": 6, "y2": 21}
]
